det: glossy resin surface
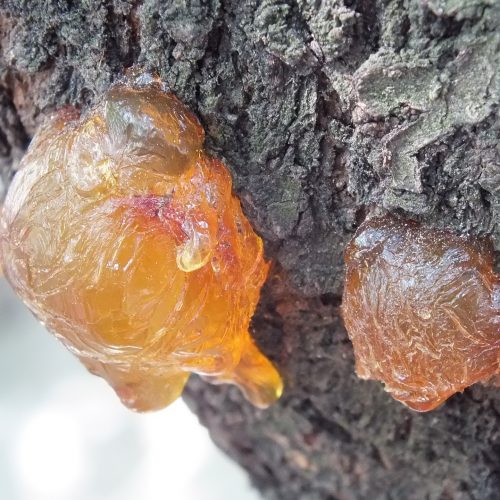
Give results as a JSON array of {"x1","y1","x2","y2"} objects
[
  {"x1": 0, "y1": 78, "x2": 282, "y2": 411},
  {"x1": 343, "y1": 215, "x2": 499, "y2": 411}
]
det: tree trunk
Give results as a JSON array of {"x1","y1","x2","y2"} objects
[{"x1": 1, "y1": 1, "x2": 499, "y2": 499}]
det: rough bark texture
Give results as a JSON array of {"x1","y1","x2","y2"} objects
[{"x1": 1, "y1": 1, "x2": 499, "y2": 499}]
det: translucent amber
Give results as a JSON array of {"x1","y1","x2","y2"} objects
[
  {"x1": 0, "y1": 78, "x2": 282, "y2": 411},
  {"x1": 343, "y1": 215, "x2": 499, "y2": 411}
]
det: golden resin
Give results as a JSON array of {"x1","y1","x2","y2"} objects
[
  {"x1": 0, "y1": 78, "x2": 282, "y2": 411},
  {"x1": 343, "y1": 215, "x2": 499, "y2": 411}
]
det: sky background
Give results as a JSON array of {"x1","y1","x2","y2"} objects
[{"x1": 0, "y1": 279, "x2": 262, "y2": 500}]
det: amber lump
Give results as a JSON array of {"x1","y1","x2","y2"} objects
[
  {"x1": 343, "y1": 215, "x2": 499, "y2": 411},
  {"x1": 0, "y1": 76, "x2": 282, "y2": 411}
]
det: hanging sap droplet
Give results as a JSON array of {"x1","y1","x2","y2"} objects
[{"x1": 176, "y1": 233, "x2": 213, "y2": 272}]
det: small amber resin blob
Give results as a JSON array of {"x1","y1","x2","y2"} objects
[
  {"x1": 343, "y1": 215, "x2": 499, "y2": 411},
  {"x1": 0, "y1": 76, "x2": 282, "y2": 411}
]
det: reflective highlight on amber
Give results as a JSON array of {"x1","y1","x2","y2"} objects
[
  {"x1": 0, "y1": 77, "x2": 282, "y2": 411},
  {"x1": 343, "y1": 215, "x2": 499, "y2": 411}
]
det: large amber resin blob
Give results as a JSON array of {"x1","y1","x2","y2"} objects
[
  {"x1": 0, "y1": 78, "x2": 282, "y2": 411},
  {"x1": 343, "y1": 215, "x2": 499, "y2": 411}
]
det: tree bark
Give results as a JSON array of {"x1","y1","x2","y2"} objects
[{"x1": 1, "y1": 1, "x2": 499, "y2": 499}]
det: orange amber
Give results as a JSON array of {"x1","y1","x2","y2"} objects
[
  {"x1": 343, "y1": 215, "x2": 499, "y2": 411},
  {"x1": 0, "y1": 77, "x2": 282, "y2": 411}
]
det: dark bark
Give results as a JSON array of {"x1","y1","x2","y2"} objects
[{"x1": 1, "y1": 1, "x2": 499, "y2": 499}]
